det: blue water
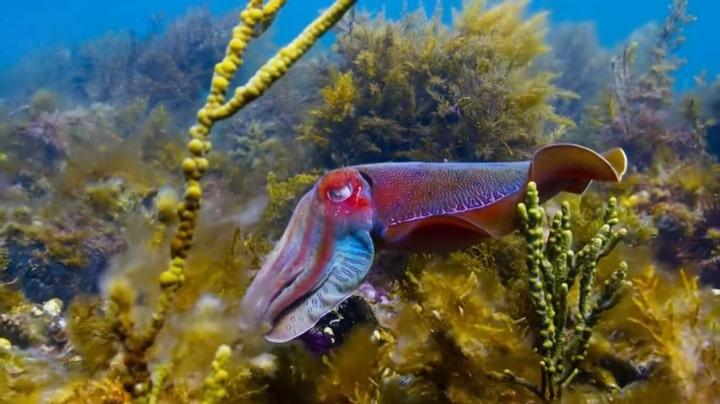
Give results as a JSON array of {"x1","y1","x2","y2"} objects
[{"x1": 0, "y1": 0, "x2": 715, "y2": 90}]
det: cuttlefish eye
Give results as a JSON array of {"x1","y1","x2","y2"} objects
[{"x1": 327, "y1": 183, "x2": 353, "y2": 203}]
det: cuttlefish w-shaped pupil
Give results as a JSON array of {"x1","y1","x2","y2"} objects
[{"x1": 328, "y1": 184, "x2": 352, "y2": 202}]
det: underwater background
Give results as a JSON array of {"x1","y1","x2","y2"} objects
[
  {"x1": 1, "y1": 0, "x2": 720, "y2": 403},
  {"x1": 2, "y1": 0, "x2": 718, "y2": 89}
]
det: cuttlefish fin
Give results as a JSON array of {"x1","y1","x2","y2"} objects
[
  {"x1": 530, "y1": 144, "x2": 627, "y2": 198},
  {"x1": 266, "y1": 230, "x2": 374, "y2": 343},
  {"x1": 415, "y1": 144, "x2": 628, "y2": 244},
  {"x1": 559, "y1": 147, "x2": 628, "y2": 194}
]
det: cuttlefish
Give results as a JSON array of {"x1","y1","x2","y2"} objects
[{"x1": 239, "y1": 143, "x2": 627, "y2": 343}]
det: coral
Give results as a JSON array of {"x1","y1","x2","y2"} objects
[{"x1": 297, "y1": 0, "x2": 574, "y2": 168}]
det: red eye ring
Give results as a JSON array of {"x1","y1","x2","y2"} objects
[{"x1": 327, "y1": 183, "x2": 353, "y2": 203}]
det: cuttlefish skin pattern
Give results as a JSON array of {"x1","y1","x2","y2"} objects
[{"x1": 239, "y1": 143, "x2": 628, "y2": 343}]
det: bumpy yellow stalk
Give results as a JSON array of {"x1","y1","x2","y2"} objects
[
  {"x1": 202, "y1": 345, "x2": 233, "y2": 404},
  {"x1": 112, "y1": 0, "x2": 357, "y2": 399}
]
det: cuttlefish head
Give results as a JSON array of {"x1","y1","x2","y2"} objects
[{"x1": 239, "y1": 168, "x2": 376, "y2": 342}]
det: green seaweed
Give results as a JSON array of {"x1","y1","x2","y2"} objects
[{"x1": 488, "y1": 182, "x2": 629, "y2": 401}]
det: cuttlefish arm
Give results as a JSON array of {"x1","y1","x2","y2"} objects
[{"x1": 239, "y1": 143, "x2": 627, "y2": 342}]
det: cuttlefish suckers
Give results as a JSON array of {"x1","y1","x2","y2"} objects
[{"x1": 239, "y1": 143, "x2": 628, "y2": 343}]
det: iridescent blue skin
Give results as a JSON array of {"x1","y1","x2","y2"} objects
[{"x1": 239, "y1": 143, "x2": 628, "y2": 343}]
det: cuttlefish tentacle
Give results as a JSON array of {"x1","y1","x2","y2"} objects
[{"x1": 239, "y1": 143, "x2": 628, "y2": 342}]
